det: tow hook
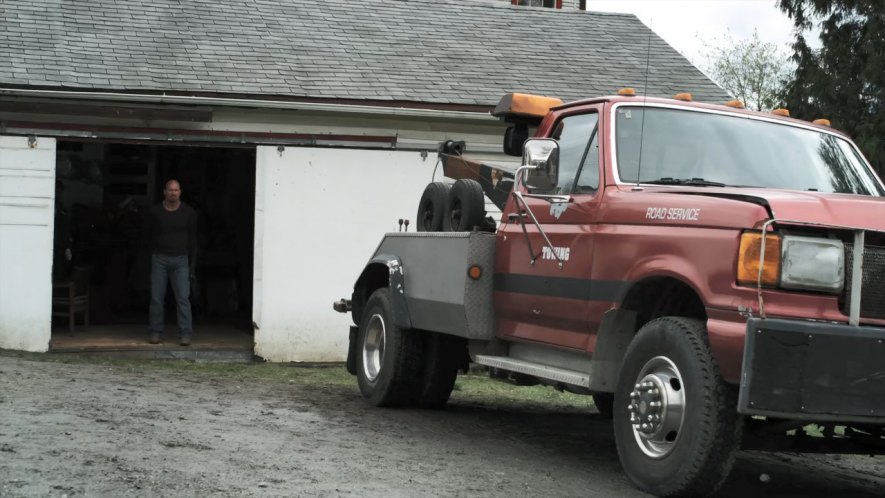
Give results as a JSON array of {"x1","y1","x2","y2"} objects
[{"x1": 333, "y1": 299, "x2": 352, "y2": 313}]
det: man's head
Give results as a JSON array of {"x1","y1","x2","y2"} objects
[{"x1": 164, "y1": 179, "x2": 182, "y2": 204}]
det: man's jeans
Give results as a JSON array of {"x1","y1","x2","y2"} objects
[{"x1": 149, "y1": 254, "x2": 193, "y2": 337}]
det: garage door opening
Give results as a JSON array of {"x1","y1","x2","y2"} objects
[{"x1": 50, "y1": 141, "x2": 255, "y2": 353}]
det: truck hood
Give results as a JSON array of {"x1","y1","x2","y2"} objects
[{"x1": 666, "y1": 187, "x2": 885, "y2": 231}]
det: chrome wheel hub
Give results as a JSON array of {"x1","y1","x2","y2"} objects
[
  {"x1": 362, "y1": 314, "x2": 386, "y2": 382},
  {"x1": 627, "y1": 356, "x2": 685, "y2": 458}
]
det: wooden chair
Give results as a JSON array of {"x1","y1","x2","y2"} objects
[{"x1": 52, "y1": 266, "x2": 92, "y2": 333}]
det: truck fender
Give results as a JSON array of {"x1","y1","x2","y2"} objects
[
  {"x1": 351, "y1": 254, "x2": 413, "y2": 330},
  {"x1": 588, "y1": 308, "x2": 637, "y2": 392}
]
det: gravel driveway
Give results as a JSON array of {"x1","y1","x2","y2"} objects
[{"x1": 1, "y1": 353, "x2": 883, "y2": 497}]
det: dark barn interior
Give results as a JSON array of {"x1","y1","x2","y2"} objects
[{"x1": 50, "y1": 141, "x2": 256, "y2": 350}]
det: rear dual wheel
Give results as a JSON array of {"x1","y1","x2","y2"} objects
[
  {"x1": 356, "y1": 288, "x2": 464, "y2": 408},
  {"x1": 357, "y1": 289, "x2": 422, "y2": 406},
  {"x1": 418, "y1": 332, "x2": 465, "y2": 408}
]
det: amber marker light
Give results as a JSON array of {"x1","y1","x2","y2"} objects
[
  {"x1": 674, "y1": 93, "x2": 692, "y2": 101},
  {"x1": 724, "y1": 100, "x2": 745, "y2": 109},
  {"x1": 813, "y1": 118, "x2": 831, "y2": 126},
  {"x1": 618, "y1": 87, "x2": 637, "y2": 96},
  {"x1": 771, "y1": 108, "x2": 790, "y2": 117},
  {"x1": 492, "y1": 93, "x2": 564, "y2": 120},
  {"x1": 737, "y1": 232, "x2": 781, "y2": 286},
  {"x1": 468, "y1": 265, "x2": 482, "y2": 280}
]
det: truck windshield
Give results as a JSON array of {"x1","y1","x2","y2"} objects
[{"x1": 615, "y1": 106, "x2": 885, "y2": 196}]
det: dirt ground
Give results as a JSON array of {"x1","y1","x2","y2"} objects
[{"x1": 1, "y1": 353, "x2": 883, "y2": 498}]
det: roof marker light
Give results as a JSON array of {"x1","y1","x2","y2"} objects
[
  {"x1": 618, "y1": 88, "x2": 637, "y2": 97},
  {"x1": 674, "y1": 93, "x2": 692, "y2": 101},
  {"x1": 724, "y1": 100, "x2": 745, "y2": 109},
  {"x1": 813, "y1": 118, "x2": 831, "y2": 126},
  {"x1": 772, "y1": 108, "x2": 790, "y2": 117}
]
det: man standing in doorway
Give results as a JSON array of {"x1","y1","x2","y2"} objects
[{"x1": 146, "y1": 179, "x2": 197, "y2": 345}]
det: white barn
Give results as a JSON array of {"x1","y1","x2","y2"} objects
[{"x1": 0, "y1": 0, "x2": 729, "y2": 361}]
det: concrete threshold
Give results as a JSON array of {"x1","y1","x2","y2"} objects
[{"x1": 48, "y1": 346, "x2": 256, "y2": 363}]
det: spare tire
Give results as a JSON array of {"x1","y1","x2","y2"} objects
[
  {"x1": 416, "y1": 182, "x2": 450, "y2": 232},
  {"x1": 448, "y1": 179, "x2": 485, "y2": 232}
]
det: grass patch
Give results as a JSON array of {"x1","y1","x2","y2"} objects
[
  {"x1": 2, "y1": 349, "x2": 599, "y2": 411},
  {"x1": 451, "y1": 376, "x2": 595, "y2": 412}
]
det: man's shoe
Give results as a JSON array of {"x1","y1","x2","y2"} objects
[
  {"x1": 180, "y1": 336, "x2": 192, "y2": 346},
  {"x1": 149, "y1": 333, "x2": 161, "y2": 344}
]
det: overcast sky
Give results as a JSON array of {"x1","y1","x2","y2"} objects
[{"x1": 584, "y1": 0, "x2": 800, "y2": 71}]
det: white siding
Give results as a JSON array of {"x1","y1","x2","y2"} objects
[
  {"x1": 0, "y1": 136, "x2": 55, "y2": 352},
  {"x1": 254, "y1": 147, "x2": 435, "y2": 362}
]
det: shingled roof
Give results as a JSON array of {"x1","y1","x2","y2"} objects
[{"x1": 0, "y1": 0, "x2": 730, "y2": 107}]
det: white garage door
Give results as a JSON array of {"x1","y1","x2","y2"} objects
[
  {"x1": 0, "y1": 136, "x2": 56, "y2": 352},
  {"x1": 254, "y1": 147, "x2": 437, "y2": 362}
]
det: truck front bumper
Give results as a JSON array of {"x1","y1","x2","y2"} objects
[{"x1": 738, "y1": 317, "x2": 885, "y2": 424}]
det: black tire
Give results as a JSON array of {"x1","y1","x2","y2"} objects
[
  {"x1": 416, "y1": 182, "x2": 451, "y2": 232},
  {"x1": 447, "y1": 179, "x2": 486, "y2": 232},
  {"x1": 417, "y1": 332, "x2": 466, "y2": 409},
  {"x1": 592, "y1": 392, "x2": 614, "y2": 419},
  {"x1": 613, "y1": 317, "x2": 741, "y2": 497},
  {"x1": 356, "y1": 288, "x2": 423, "y2": 407}
]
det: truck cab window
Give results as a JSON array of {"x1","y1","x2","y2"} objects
[
  {"x1": 574, "y1": 123, "x2": 600, "y2": 193},
  {"x1": 548, "y1": 112, "x2": 599, "y2": 195}
]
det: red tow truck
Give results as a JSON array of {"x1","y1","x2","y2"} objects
[{"x1": 334, "y1": 91, "x2": 885, "y2": 496}]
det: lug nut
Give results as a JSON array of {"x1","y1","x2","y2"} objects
[
  {"x1": 630, "y1": 391, "x2": 639, "y2": 399},
  {"x1": 635, "y1": 383, "x2": 641, "y2": 390}
]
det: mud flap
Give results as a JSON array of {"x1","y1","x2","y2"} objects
[{"x1": 346, "y1": 326, "x2": 358, "y2": 375}]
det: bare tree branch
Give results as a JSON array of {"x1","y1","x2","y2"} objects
[{"x1": 701, "y1": 29, "x2": 792, "y2": 111}]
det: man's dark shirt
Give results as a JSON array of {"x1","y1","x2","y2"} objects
[{"x1": 145, "y1": 202, "x2": 197, "y2": 262}]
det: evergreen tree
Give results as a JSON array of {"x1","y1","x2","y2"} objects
[{"x1": 779, "y1": 0, "x2": 884, "y2": 176}]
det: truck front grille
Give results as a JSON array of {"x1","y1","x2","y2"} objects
[{"x1": 841, "y1": 243, "x2": 885, "y2": 319}]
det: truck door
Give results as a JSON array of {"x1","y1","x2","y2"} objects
[{"x1": 495, "y1": 105, "x2": 604, "y2": 351}]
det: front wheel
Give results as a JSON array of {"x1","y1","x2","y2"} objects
[{"x1": 613, "y1": 317, "x2": 741, "y2": 497}]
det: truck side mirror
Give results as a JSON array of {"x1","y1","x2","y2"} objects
[
  {"x1": 503, "y1": 124, "x2": 529, "y2": 157},
  {"x1": 522, "y1": 138, "x2": 559, "y2": 191}
]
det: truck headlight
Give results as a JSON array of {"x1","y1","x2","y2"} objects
[{"x1": 780, "y1": 235, "x2": 844, "y2": 293}]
